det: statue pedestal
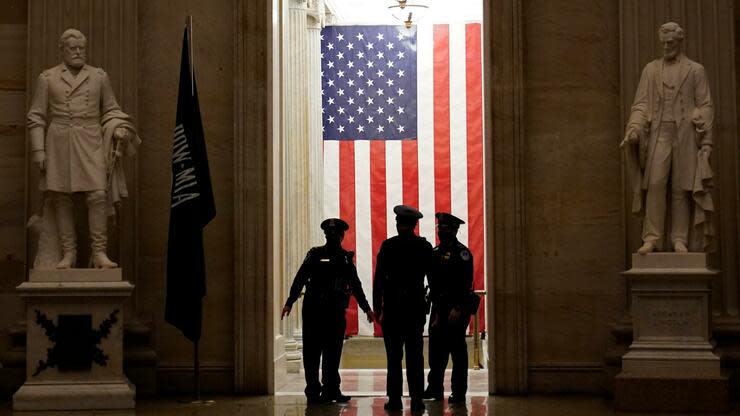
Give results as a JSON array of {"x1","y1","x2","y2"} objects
[
  {"x1": 12, "y1": 269, "x2": 135, "y2": 411},
  {"x1": 615, "y1": 253, "x2": 730, "y2": 413}
]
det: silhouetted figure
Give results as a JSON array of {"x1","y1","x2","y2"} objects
[
  {"x1": 373, "y1": 205, "x2": 433, "y2": 412},
  {"x1": 424, "y1": 212, "x2": 474, "y2": 404},
  {"x1": 282, "y1": 218, "x2": 376, "y2": 404}
]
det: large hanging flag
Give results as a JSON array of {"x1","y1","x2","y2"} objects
[
  {"x1": 165, "y1": 27, "x2": 216, "y2": 343},
  {"x1": 321, "y1": 24, "x2": 485, "y2": 337}
]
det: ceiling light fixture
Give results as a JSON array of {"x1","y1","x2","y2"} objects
[{"x1": 387, "y1": 0, "x2": 430, "y2": 29}]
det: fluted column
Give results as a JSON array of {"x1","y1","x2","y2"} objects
[
  {"x1": 234, "y1": 0, "x2": 273, "y2": 393},
  {"x1": 284, "y1": 0, "x2": 311, "y2": 373},
  {"x1": 306, "y1": 0, "x2": 324, "y2": 247},
  {"x1": 486, "y1": 0, "x2": 528, "y2": 394}
]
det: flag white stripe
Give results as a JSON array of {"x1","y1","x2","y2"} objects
[
  {"x1": 385, "y1": 141, "x2": 403, "y2": 239},
  {"x1": 323, "y1": 141, "x2": 340, "y2": 219},
  {"x1": 449, "y1": 23, "x2": 469, "y2": 246},
  {"x1": 416, "y1": 23, "x2": 436, "y2": 243},
  {"x1": 354, "y1": 141, "x2": 374, "y2": 336}
]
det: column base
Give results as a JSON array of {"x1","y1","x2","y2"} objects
[
  {"x1": 614, "y1": 371, "x2": 730, "y2": 413},
  {"x1": 13, "y1": 379, "x2": 135, "y2": 411}
]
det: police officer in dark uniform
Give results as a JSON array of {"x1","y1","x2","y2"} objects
[
  {"x1": 373, "y1": 205, "x2": 433, "y2": 412},
  {"x1": 423, "y1": 212, "x2": 474, "y2": 404},
  {"x1": 282, "y1": 218, "x2": 376, "y2": 404}
]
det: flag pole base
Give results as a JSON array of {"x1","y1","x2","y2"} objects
[{"x1": 177, "y1": 399, "x2": 215, "y2": 405}]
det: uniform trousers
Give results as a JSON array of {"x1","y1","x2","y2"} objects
[
  {"x1": 426, "y1": 312, "x2": 469, "y2": 397},
  {"x1": 382, "y1": 319, "x2": 425, "y2": 401},
  {"x1": 301, "y1": 301, "x2": 347, "y2": 398},
  {"x1": 643, "y1": 122, "x2": 690, "y2": 246}
]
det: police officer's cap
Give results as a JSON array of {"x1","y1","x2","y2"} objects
[
  {"x1": 393, "y1": 205, "x2": 423, "y2": 220},
  {"x1": 321, "y1": 218, "x2": 349, "y2": 231},
  {"x1": 435, "y1": 212, "x2": 465, "y2": 226}
]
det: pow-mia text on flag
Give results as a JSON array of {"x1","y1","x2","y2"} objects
[{"x1": 171, "y1": 124, "x2": 200, "y2": 208}]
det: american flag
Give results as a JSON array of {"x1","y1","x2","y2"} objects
[{"x1": 321, "y1": 24, "x2": 485, "y2": 337}]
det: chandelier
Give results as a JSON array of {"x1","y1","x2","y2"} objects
[{"x1": 387, "y1": 0, "x2": 431, "y2": 29}]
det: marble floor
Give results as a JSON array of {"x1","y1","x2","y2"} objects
[
  {"x1": 3, "y1": 395, "x2": 735, "y2": 416},
  {"x1": 277, "y1": 369, "x2": 489, "y2": 396}
]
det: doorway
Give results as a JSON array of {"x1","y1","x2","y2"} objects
[{"x1": 272, "y1": 0, "x2": 489, "y2": 398}]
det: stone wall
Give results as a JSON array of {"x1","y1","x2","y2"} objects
[
  {"x1": 137, "y1": 0, "x2": 235, "y2": 392},
  {"x1": 522, "y1": 0, "x2": 624, "y2": 392},
  {"x1": 0, "y1": 0, "x2": 27, "y2": 389}
]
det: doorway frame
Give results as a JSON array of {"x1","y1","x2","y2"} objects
[{"x1": 232, "y1": 0, "x2": 527, "y2": 395}]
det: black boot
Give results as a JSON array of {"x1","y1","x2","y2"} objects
[
  {"x1": 384, "y1": 398, "x2": 402, "y2": 411},
  {"x1": 423, "y1": 387, "x2": 443, "y2": 401},
  {"x1": 410, "y1": 398, "x2": 426, "y2": 412}
]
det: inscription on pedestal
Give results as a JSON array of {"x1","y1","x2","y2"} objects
[{"x1": 637, "y1": 298, "x2": 703, "y2": 339}]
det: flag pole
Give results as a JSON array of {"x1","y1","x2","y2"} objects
[
  {"x1": 194, "y1": 340, "x2": 201, "y2": 401},
  {"x1": 177, "y1": 13, "x2": 212, "y2": 407},
  {"x1": 187, "y1": 15, "x2": 194, "y2": 96}
]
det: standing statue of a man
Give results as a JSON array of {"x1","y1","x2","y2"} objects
[
  {"x1": 621, "y1": 22, "x2": 714, "y2": 255},
  {"x1": 27, "y1": 28, "x2": 140, "y2": 269}
]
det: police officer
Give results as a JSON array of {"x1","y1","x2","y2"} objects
[
  {"x1": 373, "y1": 205, "x2": 433, "y2": 412},
  {"x1": 282, "y1": 218, "x2": 376, "y2": 404},
  {"x1": 423, "y1": 212, "x2": 474, "y2": 404}
]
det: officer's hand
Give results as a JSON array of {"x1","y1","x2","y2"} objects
[
  {"x1": 281, "y1": 306, "x2": 291, "y2": 320},
  {"x1": 366, "y1": 310, "x2": 376, "y2": 323},
  {"x1": 430, "y1": 313, "x2": 439, "y2": 328},
  {"x1": 448, "y1": 308, "x2": 461, "y2": 323},
  {"x1": 32, "y1": 150, "x2": 46, "y2": 171}
]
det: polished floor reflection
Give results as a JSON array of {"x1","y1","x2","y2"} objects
[
  {"x1": 278, "y1": 370, "x2": 489, "y2": 397},
  {"x1": 0, "y1": 395, "x2": 692, "y2": 416}
]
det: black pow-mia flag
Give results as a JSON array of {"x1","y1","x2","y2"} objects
[{"x1": 164, "y1": 27, "x2": 216, "y2": 343}]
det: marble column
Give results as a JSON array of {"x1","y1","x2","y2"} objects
[
  {"x1": 288, "y1": 0, "x2": 326, "y2": 366},
  {"x1": 283, "y1": 0, "x2": 311, "y2": 374},
  {"x1": 485, "y1": 0, "x2": 528, "y2": 394},
  {"x1": 233, "y1": 0, "x2": 273, "y2": 393},
  {"x1": 306, "y1": 0, "x2": 324, "y2": 247}
]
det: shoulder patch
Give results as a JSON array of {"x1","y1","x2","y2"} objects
[{"x1": 460, "y1": 250, "x2": 471, "y2": 261}]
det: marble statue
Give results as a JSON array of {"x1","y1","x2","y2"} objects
[
  {"x1": 620, "y1": 22, "x2": 714, "y2": 255},
  {"x1": 27, "y1": 28, "x2": 141, "y2": 269}
]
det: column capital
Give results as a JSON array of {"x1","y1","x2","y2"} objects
[
  {"x1": 306, "y1": 0, "x2": 325, "y2": 29},
  {"x1": 289, "y1": 0, "x2": 308, "y2": 11}
]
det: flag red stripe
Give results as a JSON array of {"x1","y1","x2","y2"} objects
[
  {"x1": 402, "y1": 140, "x2": 420, "y2": 234},
  {"x1": 370, "y1": 141, "x2": 386, "y2": 336},
  {"x1": 340, "y1": 141, "x2": 359, "y2": 335},
  {"x1": 433, "y1": 25, "x2": 452, "y2": 233},
  {"x1": 402, "y1": 141, "x2": 419, "y2": 208},
  {"x1": 466, "y1": 23, "x2": 485, "y2": 331}
]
